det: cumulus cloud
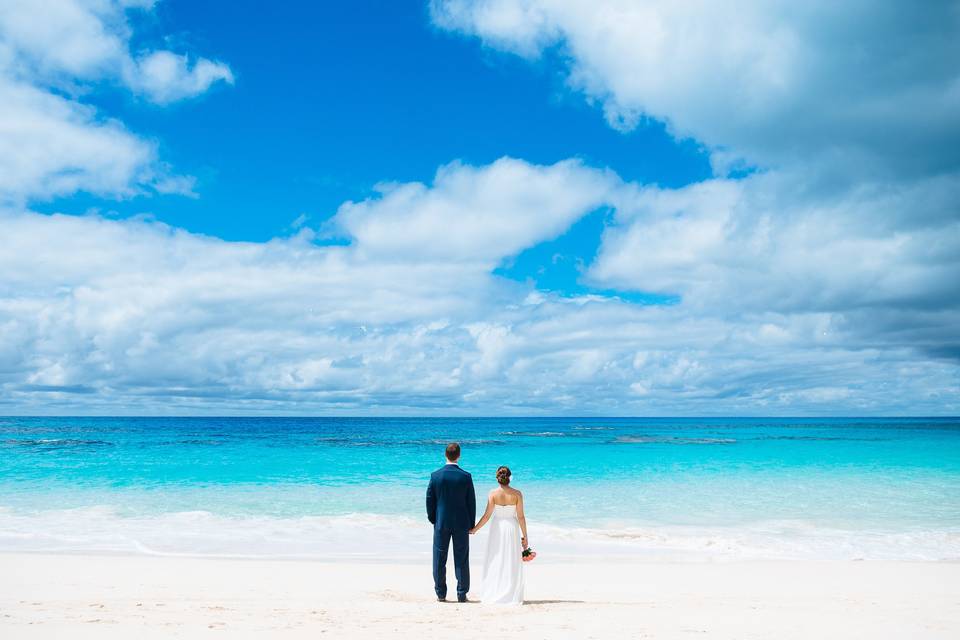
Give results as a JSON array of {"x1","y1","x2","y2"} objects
[
  {"x1": 129, "y1": 50, "x2": 234, "y2": 105},
  {"x1": 0, "y1": 212, "x2": 952, "y2": 415},
  {"x1": 0, "y1": 1, "x2": 956, "y2": 415},
  {"x1": 591, "y1": 170, "x2": 960, "y2": 314},
  {"x1": 2, "y1": 157, "x2": 957, "y2": 415},
  {"x1": 0, "y1": 77, "x2": 156, "y2": 201},
  {"x1": 432, "y1": 0, "x2": 960, "y2": 367},
  {"x1": 0, "y1": 0, "x2": 233, "y2": 103},
  {"x1": 0, "y1": 0, "x2": 135, "y2": 79},
  {"x1": 0, "y1": 0, "x2": 233, "y2": 202},
  {"x1": 431, "y1": 0, "x2": 960, "y2": 175},
  {"x1": 332, "y1": 158, "x2": 618, "y2": 265}
]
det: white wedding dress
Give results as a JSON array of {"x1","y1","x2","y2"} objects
[{"x1": 479, "y1": 504, "x2": 525, "y2": 605}]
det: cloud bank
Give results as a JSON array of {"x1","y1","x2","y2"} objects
[{"x1": 3, "y1": 188, "x2": 956, "y2": 415}]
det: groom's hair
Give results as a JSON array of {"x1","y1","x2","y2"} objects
[{"x1": 445, "y1": 442, "x2": 461, "y2": 461}]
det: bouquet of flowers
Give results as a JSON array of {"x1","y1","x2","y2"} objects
[{"x1": 521, "y1": 546, "x2": 537, "y2": 562}]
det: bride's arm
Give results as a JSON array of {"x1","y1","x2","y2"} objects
[
  {"x1": 517, "y1": 492, "x2": 528, "y2": 548},
  {"x1": 469, "y1": 494, "x2": 494, "y2": 534}
]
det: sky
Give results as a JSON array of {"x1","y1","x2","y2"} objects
[{"x1": 0, "y1": 0, "x2": 958, "y2": 415}]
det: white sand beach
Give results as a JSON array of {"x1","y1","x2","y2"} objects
[{"x1": 3, "y1": 553, "x2": 958, "y2": 639}]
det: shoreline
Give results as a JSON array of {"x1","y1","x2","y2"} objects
[
  {"x1": 4, "y1": 553, "x2": 960, "y2": 638},
  {"x1": 4, "y1": 506, "x2": 958, "y2": 562},
  {"x1": 3, "y1": 548, "x2": 960, "y2": 564}
]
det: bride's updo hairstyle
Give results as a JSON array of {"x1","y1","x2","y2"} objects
[{"x1": 496, "y1": 466, "x2": 511, "y2": 486}]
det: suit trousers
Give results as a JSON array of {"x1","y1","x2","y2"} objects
[{"x1": 432, "y1": 526, "x2": 470, "y2": 599}]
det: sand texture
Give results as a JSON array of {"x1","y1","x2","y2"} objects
[{"x1": 3, "y1": 553, "x2": 959, "y2": 639}]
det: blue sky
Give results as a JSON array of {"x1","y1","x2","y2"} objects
[
  {"x1": 1, "y1": 0, "x2": 958, "y2": 415},
  {"x1": 43, "y1": 1, "x2": 708, "y2": 239},
  {"x1": 35, "y1": 0, "x2": 710, "y2": 302}
]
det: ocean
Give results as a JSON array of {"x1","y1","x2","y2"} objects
[{"x1": 2, "y1": 416, "x2": 958, "y2": 561}]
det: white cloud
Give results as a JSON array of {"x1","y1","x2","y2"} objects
[
  {"x1": 0, "y1": 77, "x2": 156, "y2": 201},
  {"x1": 332, "y1": 157, "x2": 618, "y2": 265},
  {"x1": 0, "y1": 2, "x2": 956, "y2": 415},
  {"x1": 590, "y1": 170, "x2": 960, "y2": 316},
  {"x1": 432, "y1": 0, "x2": 960, "y2": 367},
  {"x1": 1, "y1": 156, "x2": 957, "y2": 415},
  {"x1": 0, "y1": 0, "x2": 233, "y2": 203},
  {"x1": 0, "y1": 0, "x2": 131, "y2": 79},
  {"x1": 466, "y1": 323, "x2": 517, "y2": 378},
  {"x1": 431, "y1": 0, "x2": 960, "y2": 175},
  {"x1": 0, "y1": 0, "x2": 233, "y2": 103},
  {"x1": 129, "y1": 51, "x2": 234, "y2": 105}
]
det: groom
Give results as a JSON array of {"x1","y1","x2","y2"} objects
[{"x1": 426, "y1": 442, "x2": 477, "y2": 602}]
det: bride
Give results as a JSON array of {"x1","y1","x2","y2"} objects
[{"x1": 469, "y1": 466, "x2": 528, "y2": 605}]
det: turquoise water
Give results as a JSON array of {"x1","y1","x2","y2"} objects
[{"x1": 2, "y1": 417, "x2": 959, "y2": 560}]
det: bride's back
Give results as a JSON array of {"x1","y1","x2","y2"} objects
[
  {"x1": 490, "y1": 485, "x2": 521, "y2": 506},
  {"x1": 479, "y1": 468, "x2": 526, "y2": 605}
]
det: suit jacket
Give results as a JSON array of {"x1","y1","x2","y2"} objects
[{"x1": 426, "y1": 464, "x2": 477, "y2": 531}]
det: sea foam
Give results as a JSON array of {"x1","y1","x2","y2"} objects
[{"x1": 1, "y1": 506, "x2": 957, "y2": 562}]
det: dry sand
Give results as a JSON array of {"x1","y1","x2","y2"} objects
[{"x1": 3, "y1": 553, "x2": 959, "y2": 639}]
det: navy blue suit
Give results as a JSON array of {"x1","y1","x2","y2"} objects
[{"x1": 426, "y1": 463, "x2": 476, "y2": 600}]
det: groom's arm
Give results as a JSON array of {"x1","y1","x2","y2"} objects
[
  {"x1": 466, "y1": 475, "x2": 477, "y2": 529},
  {"x1": 426, "y1": 476, "x2": 437, "y2": 525}
]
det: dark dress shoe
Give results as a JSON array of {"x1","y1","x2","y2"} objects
[
  {"x1": 437, "y1": 597, "x2": 447, "y2": 602},
  {"x1": 457, "y1": 595, "x2": 468, "y2": 603}
]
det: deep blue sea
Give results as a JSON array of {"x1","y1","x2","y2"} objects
[{"x1": 2, "y1": 417, "x2": 958, "y2": 561}]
